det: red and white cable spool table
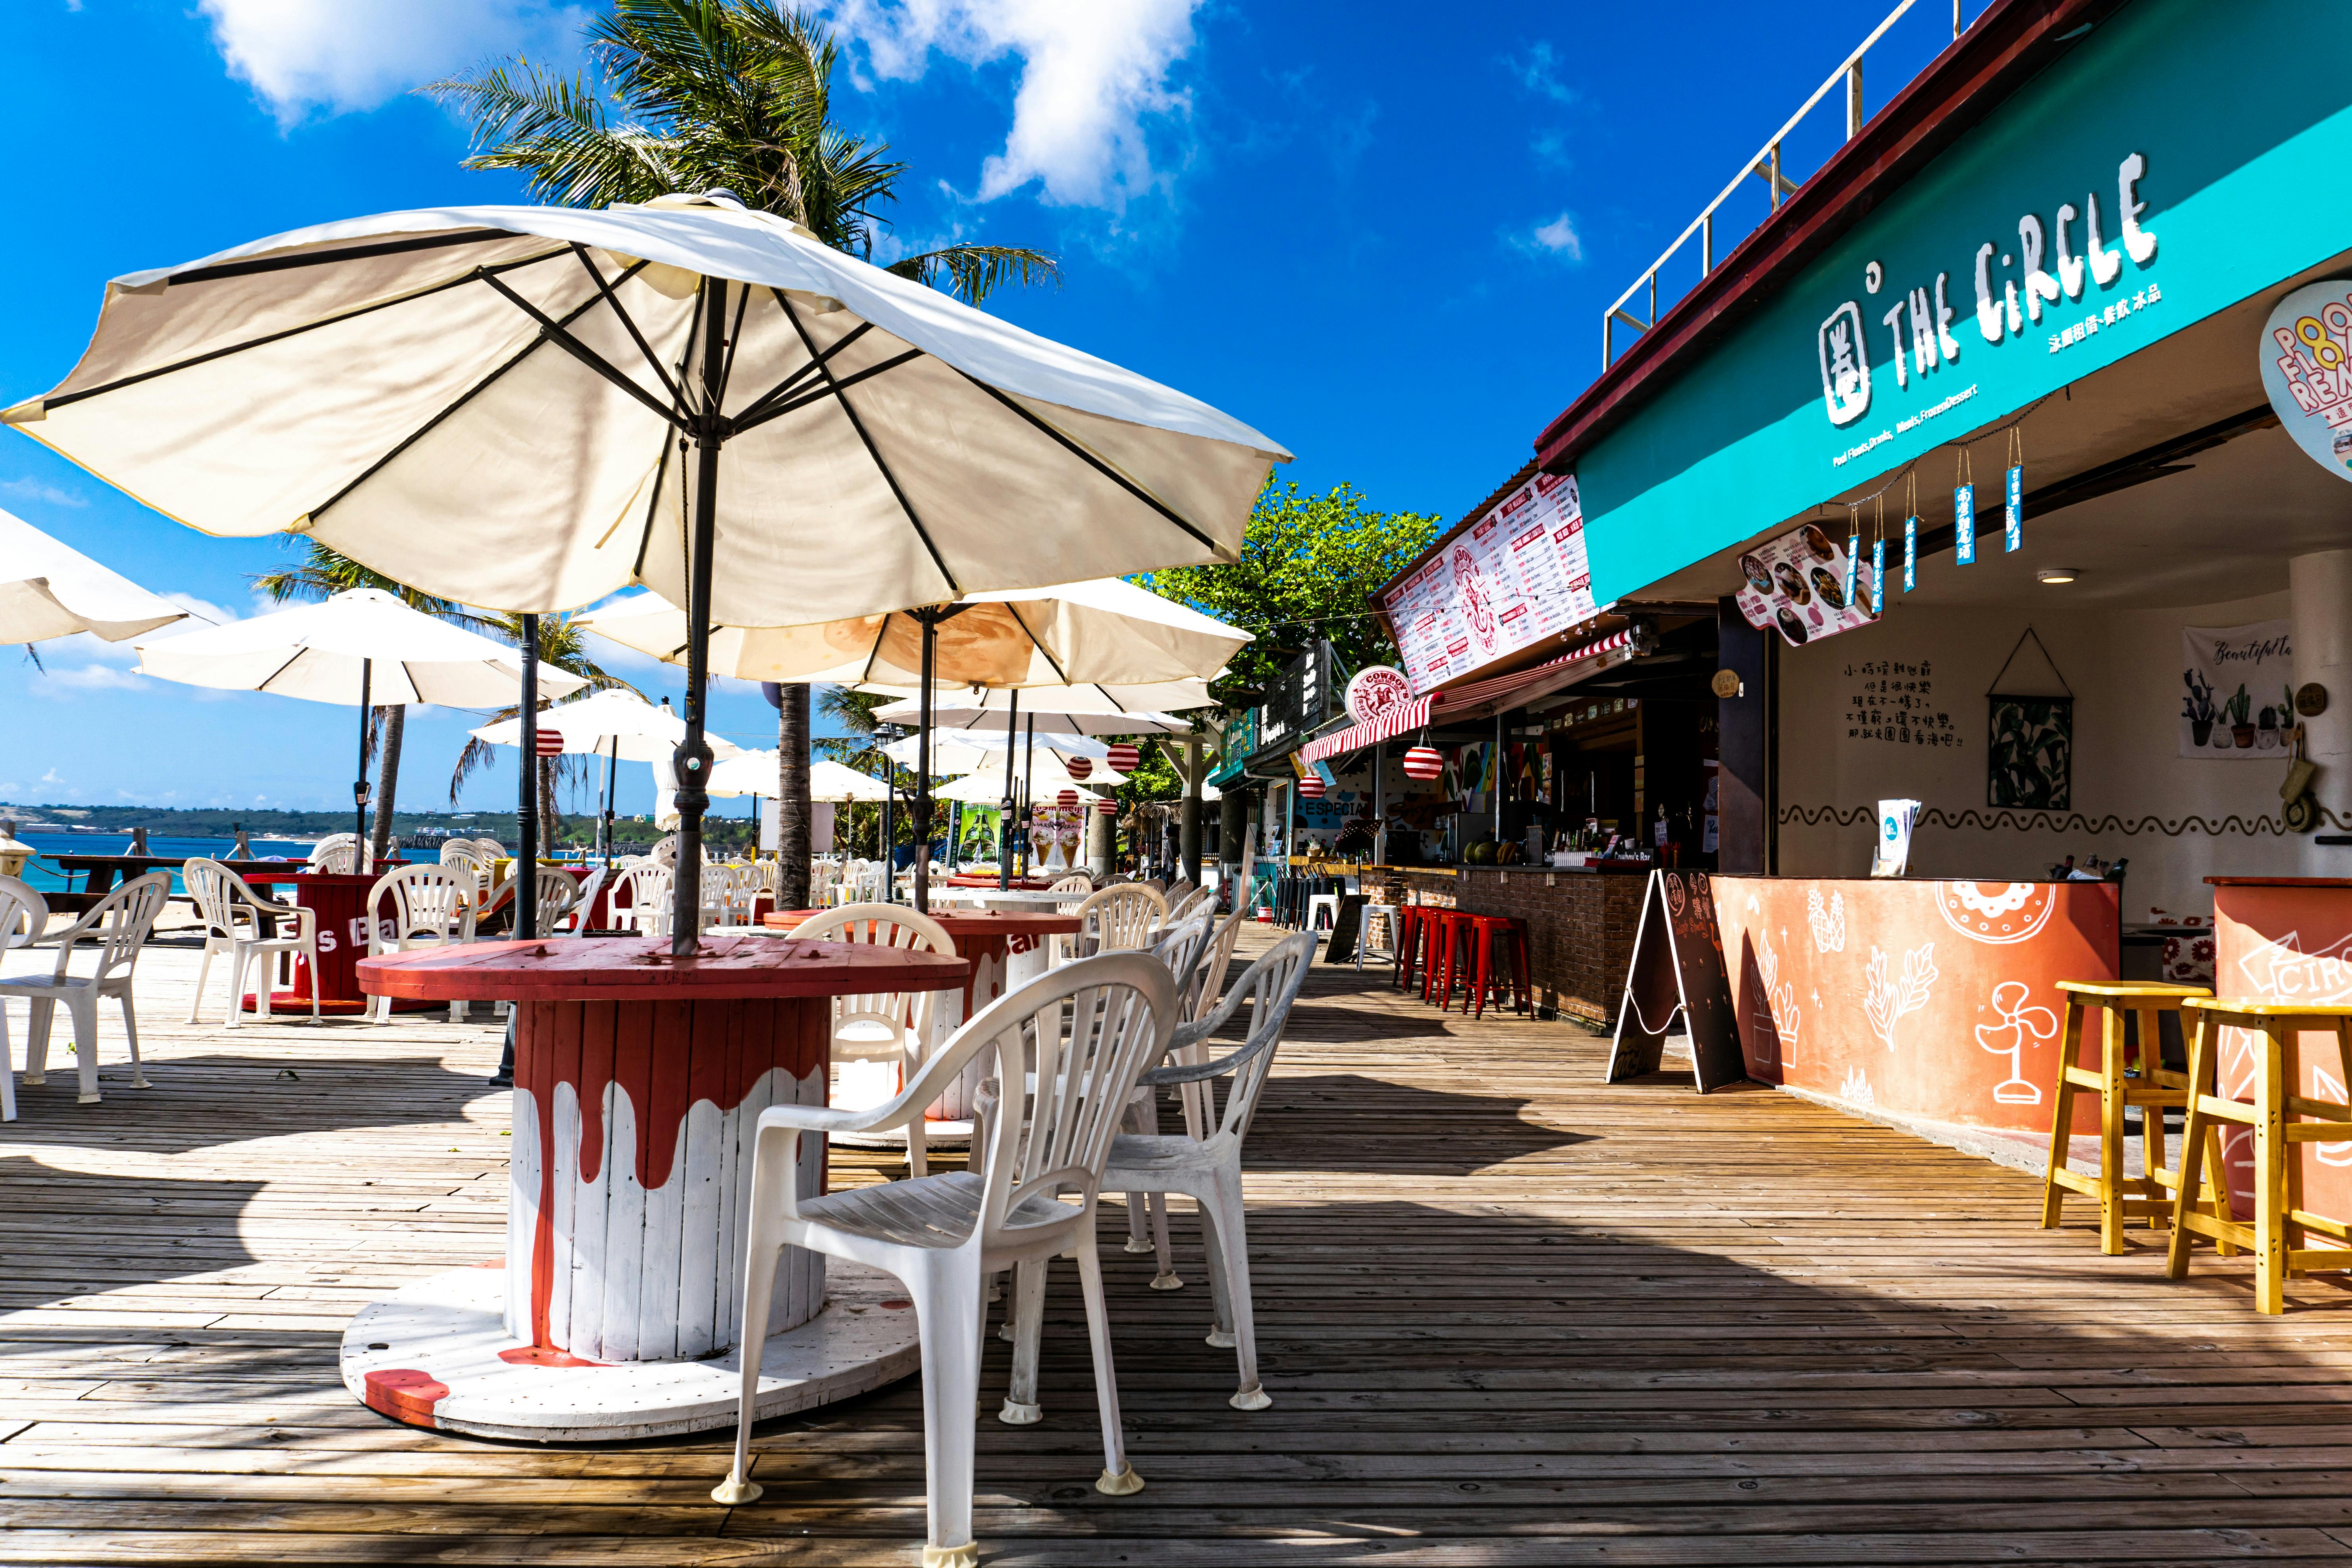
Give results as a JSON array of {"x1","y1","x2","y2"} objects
[{"x1": 347, "y1": 934, "x2": 969, "y2": 1443}]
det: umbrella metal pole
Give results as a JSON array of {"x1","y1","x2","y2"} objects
[
  {"x1": 518, "y1": 614, "x2": 539, "y2": 944},
  {"x1": 998, "y1": 688, "x2": 1019, "y2": 891},
  {"x1": 354, "y1": 658, "x2": 372, "y2": 865},
  {"x1": 602, "y1": 741, "x2": 618, "y2": 868},
  {"x1": 913, "y1": 615, "x2": 936, "y2": 915},
  {"x1": 1494, "y1": 712, "x2": 1504, "y2": 846},
  {"x1": 1020, "y1": 714, "x2": 1036, "y2": 880},
  {"x1": 671, "y1": 281, "x2": 728, "y2": 955},
  {"x1": 880, "y1": 733, "x2": 895, "y2": 900}
]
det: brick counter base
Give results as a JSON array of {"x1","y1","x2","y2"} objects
[{"x1": 1393, "y1": 869, "x2": 1643, "y2": 1028}]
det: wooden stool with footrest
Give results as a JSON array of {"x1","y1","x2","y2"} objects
[{"x1": 2042, "y1": 980, "x2": 2227, "y2": 1254}]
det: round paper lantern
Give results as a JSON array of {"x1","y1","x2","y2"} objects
[
  {"x1": 1064, "y1": 756, "x2": 1093, "y2": 780},
  {"x1": 1296, "y1": 774, "x2": 1326, "y2": 799},
  {"x1": 1058, "y1": 788, "x2": 1080, "y2": 809},
  {"x1": 534, "y1": 727, "x2": 564, "y2": 757},
  {"x1": 1105, "y1": 743, "x2": 1140, "y2": 773},
  {"x1": 1402, "y1": 745, "x2": 1443, "y2": 781},
  {"x1": 1096, "y1": 798, "x2": 1119, "y2": 815}
]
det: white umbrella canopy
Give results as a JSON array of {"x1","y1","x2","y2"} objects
[
  {"x1": 880, "y1": 730, "x2": 1111, "y2": 769},
  {"x1": 134, "y1": 588, "x2": 589, "y2": 706},
  {"x1": 864, "y1": 674, "x2": 1212, "y2": 721},
  {"x1": 932, "y1": 772, "x2": 1111, "y2": 806},
  {"x1": 7, "y1": 195, "x2": 1285, "y2": 623},
  {"x1": 579, "y1": 576, "x2": 1249, "y2": 689},
  {"x1": 873, "y1": 697, "x2": 1194, "y2": 736},
  {"x1": 468, "y1": 686, "x2": 738, "y2": 763},
  {"x1": 0, "y1": 507, "x2": 191, "y2": 645},
  {"x1": 707, "y1": 753, "x2": 888, "y2": 801}
]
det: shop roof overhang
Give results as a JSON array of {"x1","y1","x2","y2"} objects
[{"x1": 1531, "y1": 0, "x2": 2130, "y2": 477}]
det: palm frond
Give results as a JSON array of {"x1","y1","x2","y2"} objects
[{"x1": 886, "y1": 245, "x2": 1061, "y2": 304}]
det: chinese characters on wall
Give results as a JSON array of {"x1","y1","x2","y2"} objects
[{"x1": 1846, "y1": 659, "x2": 1961, "y2": 747}]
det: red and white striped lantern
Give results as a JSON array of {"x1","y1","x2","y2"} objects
[
  {"x1": 1064, "y1": 756, "x2": 1093, "y2": 780},
  {"x1": 1296, "y1": 774, "x2": 1326, "y2": 799},
  {"x1": 534, "y1": 727, "x2": 565, "y2": 757},
  {"x1": 1058, "y1": 788, "x2": 1080, "y2": 809},
  {"x1": 1096, "y1": 798, "x2": 1118, "y2": 816},
  {"x1": 1105, "y1": 742, "x2": 1140, "y2": 773},
  {"x1": 1402, "y1": 745, "x2": 1443, "y2": 781}
]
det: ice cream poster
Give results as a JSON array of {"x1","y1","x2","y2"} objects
[{"x1": 1732, "y1": 522, "x2": 1879, "y2": 648}]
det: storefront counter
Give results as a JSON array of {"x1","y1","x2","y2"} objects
[
  {"x1": 1714, "y1": 877, "x2": 2120, "y2": 1133},
  {"x1": 2205, "y1": 878, "x2": 2352, "y2": 1223},
  {"x1": 1383, "y1": 864, "x2": 1649, "y2": 1026}
]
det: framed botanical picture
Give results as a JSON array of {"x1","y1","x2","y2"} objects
[{"x1": 1988, "y1": 697, "x2": 2072, "y2": 809}]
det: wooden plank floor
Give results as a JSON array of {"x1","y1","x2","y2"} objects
[{"x1": 7, "y1": 927, "x2": 2352, "y2": 1564}]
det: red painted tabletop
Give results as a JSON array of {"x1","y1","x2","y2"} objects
[
  {"x1": 762, "y1": 908, "x2": 1082, "y2": 938},
  {"x1": 2206, "y1": 878, "x2": 2352, "y2": 888},
  {"x1": 358, "y1": 935, "x2": 969, "y2": 1002}
]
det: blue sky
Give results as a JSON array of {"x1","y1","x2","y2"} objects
[{"x1": 1, "y1": 0, "x2": 1953, "y2": 819}]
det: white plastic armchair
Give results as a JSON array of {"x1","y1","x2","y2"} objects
[
  {"x1": 1093, "y1": 930, "x2": 1316, "y2": 1412},
  {"x1": 439, "y1": 840, "x2": 496, "y2": 901},
  {"x1": 0, "y1": 875, "x2": 52, "y2": 1119},
  {"x1": 364, "y1": 865, "x2": 478, "y2": 1023},
  {"x1": 183, "y1": 858, "x2": 320, "y2": 1027},
  {"x1": 713, "y1": 953, "x2": 1177, "y2": 1567},
  {"x1": 567, "y1": 865, "x2": 614, "y2": 932},
  {"x1": 1057, "y1": 883, "x2": 1168, "y2": 964},
  {"x1": 306, "y1": 832, "x2": 365, "y2": 875},
  {"x1": 1, "y1": 871, "x2": 172, "y2": 1106},
  {"x1": 786, "y1": 903, "x2": 955, "y2": 1177},
  {"x1": 481, "y1": 866, "x2": 583, "y2": 939},
  {"x1": 612, "y1": 863, "x2": 674, "y2": 938}
]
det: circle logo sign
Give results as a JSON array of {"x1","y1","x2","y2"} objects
[
  {"x1": 1345, "y1": 666, "x2": 1413, "y2": 725},
  {"x1": 2261, "y1": 279, "x2": 2352, "y2": 482},
  {"x1": 1934, "y1": 881, "x2": 2059, "y2": 944}
]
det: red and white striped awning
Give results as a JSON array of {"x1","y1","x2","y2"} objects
[{"x1": 1297, "y1": 630, "x2": 1637, "y2": 763}]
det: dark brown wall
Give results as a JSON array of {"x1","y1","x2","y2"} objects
[
  {"x1": 1391, "y1": 868, "x2": 1645, "y2": 1027},
  {"x1": 1716, "y1": 600, "x2": 1775, "y2": 875}
]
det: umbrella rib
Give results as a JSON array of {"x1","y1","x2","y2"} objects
[
  {"x1": 629, "y1": 298, "x2": 706, "y2": 582},
  {"x1": 956, "y1": 374, "x2": 1223, "y2": 556},
  {"x1": 1003, "y1": 603, "x2": 1071, "y2": 686},
  {"x1": 309, "y1": 278, "x2": 634, "y2": 530},
  {"x1": 728, "y1": 321, "x2": 871, "y2": 429},
  {"x1": 718, "y1": 281, "x2": 752, "y2": 406},
  {"x1": 768, "y1": 289, "x2": 958, "y2": 595},
  {"x1": 476, "y1": 271, "x2": 690, "y2": 434},
  {"x1": 724, "y1": 349, "x2": 923, "y2": 437},
  {"x1": 171, "y1": 229, "x2": 525, "y2": 285},
  {"x1": 37, "y1": 248, "x2": 572, "y2": 414},
  {"x1": 568, "y1": 246, "x2": 684, "y2": 408}
]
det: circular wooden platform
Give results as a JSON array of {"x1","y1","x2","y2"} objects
[{"x1": 357, "y1": 934, "x2": 969, "y2": 1001}]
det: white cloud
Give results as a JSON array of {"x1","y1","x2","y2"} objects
[
  {"x1": 195, "y1": 0, "x2": 584, "y2": 122},
  {"x1": 42, "y1": 664, "x2": 148, "y2": 692},
  {"x1": 39, "y1": 769, "x2": 64, "y2": 785},
  {"x1": 1526, "y1": 212, "x2": 1585, "y2": 262},
  {"x1": 1508, "y1": 42, "x2": 1576, "y2": 106},
  {"x1": 0, "y1": 476, "x2": 88, "y2": 509},
  {"x1": 829, "y1": 0, "x2": 1203, "y2": 209}
]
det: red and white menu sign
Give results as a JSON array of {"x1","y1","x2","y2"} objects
[
  {"x1": 1730, "y1": 521, "x2": 1878, "y2": 647},
  {"x1": 1384, "y1": 469, "x2": 1599, "y2": 694}
]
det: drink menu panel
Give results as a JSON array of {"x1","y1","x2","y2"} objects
[{"x1": 1385, "y1": 469, "x2": 1599, "y2": 694}]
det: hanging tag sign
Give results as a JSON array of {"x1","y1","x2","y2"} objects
[
  {"x1": 1845, "y1": 530, "x2": 1861, "y2": 606},
  {"x1": 1954, "y1": 484, "x2": 1975, "y2": 564},
  {"x1": 2005, "y1": 466, "x2": 2024, "y2": 551},
  {"x1": 1903, "y1": 516, "x2": 1918, "y2": 592},
  {"x1": 1872, "y1": 536, "x2": 1886, "y2": 611},
  {"x1": 1732, "y1": 521, "x2": 1877, "y2": 647}
]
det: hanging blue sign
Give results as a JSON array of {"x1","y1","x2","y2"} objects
[
  {"x1": 2005, "y1": 464, "x2": 2024, "y2": 551},
  {"x1": 1903, "y1": 516, "x2": 1918, "y2": 591},
  {"x1": 1954, "y1": 483, "x2": 1975, "y2": 563}
]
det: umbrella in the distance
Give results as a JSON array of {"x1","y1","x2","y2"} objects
[
  {"x1": 11, "y1": 192, "x2": 1285, "y2": 948},
  {"x1": 470, "y1": 688, "x2": 740, "y2": 863},
  {"x1": 136, "y1": 588, "x2": 587, "y2": 856},
  {"x1": 706, "y1": 753, "x2": 889, "y2": 801},
  {"x1": 0, "y1": 506, "x2": 191, "y2": 646}
]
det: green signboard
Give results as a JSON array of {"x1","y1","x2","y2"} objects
[{"x1": 1576, "y1": 0, "x2": 2352, "y2": 605}]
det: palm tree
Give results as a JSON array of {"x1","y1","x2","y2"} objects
[
  {"x1": 428, "y1": 0, "x2": 1057, "y2": 895},
  {"x1": 448, "y1": 613, "x2": 640, "y2": 848},
  {"x1": 254, "y1": 543, "x2": 495, "y2": 865}
]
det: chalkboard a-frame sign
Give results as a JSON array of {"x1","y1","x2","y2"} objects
[{"x1": 1606, "y1": 869, "x2": 1749, "y2": 1092}]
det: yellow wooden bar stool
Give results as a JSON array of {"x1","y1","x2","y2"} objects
[
  {"x1": 2168, "y1": 998, "x2": 2352, "y2": 1313},
  {"x1": 2042, "y1": 981, "x2": 2225, "y2": 1254}
]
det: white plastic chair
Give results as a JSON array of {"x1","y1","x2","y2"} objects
[
  {"x1": 713, "y1": 953, "x2": 1177, "y2": 1565},
  {"x1": 306, "y1": 832, "x2": 365, "y2": 875},
  {"x1": 0, "y1": 875, "x2": 48, "y2": 1119},
  {"x1": 364, "y1": 865, "x2": 478, "y2": 1023},
  {"x1": 439, "y1": 840, "x2": 496, "y2": 902},
  {"x1": 613, "y1": 863, "x2": 674, "y2": 938},
  {"x1": 788, "y1": 903, "x2": 955, "y2": 1177},
  {"x1": 1058, "y1": 883, "x2": 1168, "y2": 964},
  {"x1": 1090, "y1": 931, "x2": 1315, "y2": 1412},
  {"x1": 2, "y1": 871, "x2": 172, "y2": 1105},
  {"x1": 1164, "y1": 884, "x2": 1214, "y2": 926},
  {"x1": 568, "y1": 865, "x2": 613, "y2": 932},
  {"x1": 183, "y1": 858, "x2": 320, "y2": 1027},
  {"x1": 1048, "y1": 873, "x2": 1094, "y2": 896},
  {"x1": 481, "y1": 865, "x2": 583, "y2": 940}
]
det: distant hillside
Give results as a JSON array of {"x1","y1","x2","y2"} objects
[{"x1": 0, "y1": 802, "x2": 756, "y2": 852}]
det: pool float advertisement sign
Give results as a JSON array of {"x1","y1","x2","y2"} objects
[{"x1": 1731, "y1": 521, "x2": 1879, "y2": 648}]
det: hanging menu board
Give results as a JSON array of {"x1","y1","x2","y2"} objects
[
  {"x1": 1384, "y1": 469, "x2": 1600, "y2": 694},
  {"x1": 1732, "y1": 521, "x2": 1879, "y2": 648}
]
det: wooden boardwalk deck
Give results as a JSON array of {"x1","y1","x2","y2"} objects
[{"x1": 6, "y1": 928, "x2": 2352, "y2": 1563}]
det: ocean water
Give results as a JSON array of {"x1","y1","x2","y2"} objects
[{"x1": 9, "y1": 833, "x2": 319, "y2": 896}]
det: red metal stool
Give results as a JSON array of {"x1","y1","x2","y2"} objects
[
  {"x1": 1468, "y1": 914, "x2": 1531, "y2": 1018},
  {"x1": 1394, "y1": 905, "x2": 1428, "y2": 993},
  {"x1": 1429, "y1": 910, "x2": 1479, "y2": 1011}
]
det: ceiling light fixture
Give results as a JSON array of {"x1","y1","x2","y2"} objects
[{"x1": 2036, "y1": 567, "x2": 2080, "y2": 585}]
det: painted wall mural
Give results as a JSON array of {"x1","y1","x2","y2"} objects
[
  {"x1": 1717, "y1": 876, "x2": 2119, "y2": 1132},
  {"x1": 2212, "y1": 884, "x2": 2352, "y2": 1226}
]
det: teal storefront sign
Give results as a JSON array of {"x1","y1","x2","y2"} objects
[
  {"x1": 1575, "y1": 0, "x2": 2352, "y2": 605},
  {"x1": 1207, "y1": 707, "x2": 1257, "y2": 788}
]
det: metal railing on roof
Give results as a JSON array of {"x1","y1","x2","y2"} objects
[{"x1": 1601, "y1": 0, "x2": 1977, "y2": 370}]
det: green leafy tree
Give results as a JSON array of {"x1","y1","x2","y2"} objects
[
  {"x1": 254, "y1": 543, "x2": 496, "y2": 864},
  {"x1": 449, "y1": 614, "x2": 640, "y2": 848},
  {"x1": 428, "y1": 0, "x2": 1056, "y2": 887}
]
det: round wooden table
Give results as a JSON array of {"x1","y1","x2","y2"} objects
[
  {"x1": 343, "y1": 934, "x2": 969, "y2": 1442},
  {"x1": 236, "y1": 869, "x2": 431, "y2": 1016}
]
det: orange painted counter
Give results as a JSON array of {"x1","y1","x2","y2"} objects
[
  {"x1": 2206, "y1": 878, "x2": 2352, "y2": 1224},
  {"x1": 1715, "y1": 877, "x2": 2120, "y2": 1133}
]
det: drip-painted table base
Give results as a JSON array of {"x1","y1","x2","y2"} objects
[{"x1": 341, "y1": 1261, "x2": 921, "y2": 1442}]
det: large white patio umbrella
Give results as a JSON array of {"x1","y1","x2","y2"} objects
[
  {"x1": 8, "y1": 192, "x2": 1285, "y2": 949},
  {"x1": 0, "y1": 507, "x2": 190, "y2": 646},
  {"x1": 470, "y1": 688, "x2": 739, "y2": 862},
  {"x1": 135, "y1": 587, "x2": 587, "y2": 851},
  {"x1": 582, "y1": 575, "x2": 1246, "y2": 907},
  {"x1": 880, "y1": 730, "x2": 1111, "y2": 769},
  {"x1": 707, "y1": 753, "x2": 888, "y2": 801},
  {"x1": 865, "y1": 676, "x2": 1214, "y2": 728},
  {"x1": 872, "y1": 696, "x2": 1196, "y2": 736}
]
